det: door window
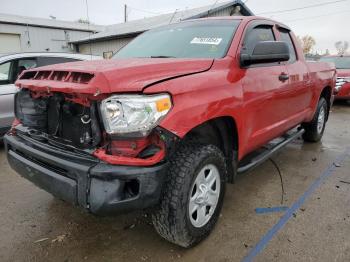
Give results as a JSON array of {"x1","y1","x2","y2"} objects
[
  {"x1": 279, "y1": 29, "x2": 297, "y2": 63},
  {"x1": 13, "y1": 58, "x2": 37, "y2": 81},
  {"x1": 243, "y1": 25, "x2": 276, "y2": 55},
  {"x1": 0, "y1": 61, "x2": 11, "y2": 83}
]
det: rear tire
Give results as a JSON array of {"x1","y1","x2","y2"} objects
[
  {"x1": 302, "y1": 97, "x2": 328, "y2": 142},
  {"x1": 152, "y1": 144, "x2": 226, "y2": 247}
]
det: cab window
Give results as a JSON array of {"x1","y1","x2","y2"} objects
[{"x1": 279, "y1": 29, "x2": 297, "y2": 63}]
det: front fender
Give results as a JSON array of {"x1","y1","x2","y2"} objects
[
  {"x1": 144, "y1": 65, "x2": 244, "y2": 140},
  {"x1": 159, "y1": 90, "x2": 243, "y2": 138}
]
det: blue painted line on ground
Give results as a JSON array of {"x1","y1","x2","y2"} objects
[
  {"x1": 255, "y1": 206, "x2": 289, "y2": 214},
  {"x1": 242, "y1": 148, "x2": 350, "y2": 262}
]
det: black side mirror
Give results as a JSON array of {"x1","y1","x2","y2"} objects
[{"x1": 240, "y1": 41, "x2": 290, "y2": 66}]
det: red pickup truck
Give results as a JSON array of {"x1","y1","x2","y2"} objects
[
  {"x1": 4, "y1": 16, "x2": 336, "y2": 247},
  {"x1": 320, "y1": 55, "x2": 350, "y2": 101}
]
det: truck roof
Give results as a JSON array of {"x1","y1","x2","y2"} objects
[{"x1": 181, "y1": 16, "x2": 291, "y2": 30}]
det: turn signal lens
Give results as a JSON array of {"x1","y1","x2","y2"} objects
[{"x1": 156, "y1": 97, "x2": 172, "y2": 112}]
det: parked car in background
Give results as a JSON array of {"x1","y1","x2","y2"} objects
[
  {"x1": 4, "y1": 17, "x2": 336, "y2": 247},
  {"x1": 0, "y1": 53, "x2": 101, "y2": 138},
  {"x1": 320, "y1": 55, "x2": 350, "y2": 101}
]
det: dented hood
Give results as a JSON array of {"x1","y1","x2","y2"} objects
[{"x1": 16, "y1": 58, "x2": 214, "y2": 95}]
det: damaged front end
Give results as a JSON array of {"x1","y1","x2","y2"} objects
[
  {"x1": 12, "y1": 88, "x2": 176, "y2": 166},
  {"x1": 5, "y1": 84, "x2": 177, "y2": 215}
]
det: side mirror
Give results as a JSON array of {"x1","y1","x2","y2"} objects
[{"x1": 240, "y1": 41, "x2": 290, "y2": 66}]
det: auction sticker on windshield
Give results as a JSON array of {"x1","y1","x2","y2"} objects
[{"x1": 190, "y1": 37, "x2": 223, "y2": 45}]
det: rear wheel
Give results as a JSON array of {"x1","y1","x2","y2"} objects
[
  {"x1": 152, "y1": 144, "x2": 226, "y2": 247},
  {"x1": 302, "y1": 97, "x2": 328, "y2": 142}
]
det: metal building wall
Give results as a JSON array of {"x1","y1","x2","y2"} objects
[
  {"x1": 78, "y1": 37, "x2": 135, "y2": 57},
  {"x1": 0, "y1": 23, "x2": 93, "y2": 53}
]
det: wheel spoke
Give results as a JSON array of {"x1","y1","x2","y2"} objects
[
  {"x1": 208, "y1": 175, "x2": 217, "y2": 191},
  {"x1": 196, "y1": 205, "x2": 207, "y2": 225},
  {"x1": 197, "y1": 169, "x2": 206, "y2": 185},
  {"x1": 205, "y1": 169, "x2": 214, "y2": 183},
  {"x1": 207, "y1": 193, "x2": 218, "y2": 207},
  {"x1": 189, "y1": 199, "x2": 199, "y2": 215}
]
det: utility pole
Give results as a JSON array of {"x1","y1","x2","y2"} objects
[{"x1": 124, "y1": 4, "x2": 128, "y2": 23}]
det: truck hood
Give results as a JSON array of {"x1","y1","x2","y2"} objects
[
  {"x1": 337, "y1": 69, "x2": 350, "y2": 77},
  {"x1": 16, "y1": 58, "x2": 214, "y2": 95}
]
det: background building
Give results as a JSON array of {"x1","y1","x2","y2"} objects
[
  {"x1": 70, "y1": 0, "x2": 253, "y2": 58},
  {"x1": 0, "y1": 13, "x2": 104, "y2": 54}
]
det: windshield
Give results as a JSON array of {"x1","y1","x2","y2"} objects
[
  {"x1": 319, "y1": 56, "x2": 350, "y2": 69},
  {"x1": 113, "y1": 19, "x2": 241, "y2": 59}
]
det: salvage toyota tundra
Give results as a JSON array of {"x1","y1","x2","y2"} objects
[{"x1": 4, "y1": 17, "x2": 336, "y2": 247}]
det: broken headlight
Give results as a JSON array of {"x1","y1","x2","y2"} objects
[{"x1": 100, "y1": 94, "x2": 172, "y2": 137}]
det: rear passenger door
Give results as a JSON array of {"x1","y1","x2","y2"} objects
[
  {"x1": 278, "y1": 27, "x2": 312, "y2": 116},
  {"x1": 240, "y1": 22, "x2": 289, "y2": 153}
]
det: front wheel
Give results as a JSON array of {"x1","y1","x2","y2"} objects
[
  {"x1": 152, "y1": 144, "x2": 226, "y2": 247},
  {"x1": 302, "y1": 97, "x2": 328, "y2": 142}
]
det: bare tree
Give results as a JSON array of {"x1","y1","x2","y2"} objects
[
  {"x1": 75, "y1": 18, "x2": 90, "y2": 24},
  {"x1": 297, "y1": 35, "x2": 316, "y2": 54},
  {"x1": 335, "y1": 41, "x2": 349, "y2": 55}
]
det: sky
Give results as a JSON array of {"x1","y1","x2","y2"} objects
[{"x1": 1, "y1": 0, "x2": 350, "y2": 54}]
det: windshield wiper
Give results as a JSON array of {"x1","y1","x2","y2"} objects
[{"x1": 150, "y1": 55, "x2": 177, "y2": 58}]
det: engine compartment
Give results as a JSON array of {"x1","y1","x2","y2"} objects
[{"x1": 15, "y1": 89, "x2": 101, "y2": 149}]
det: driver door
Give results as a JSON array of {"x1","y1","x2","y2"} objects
[{"x1": 240, "y1": 22, "x2": 290, "y2": 154}]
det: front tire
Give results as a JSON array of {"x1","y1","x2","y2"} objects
[
  {"x1": 302, "y1": 97, "x2": 328, "y2": 142},
  {"x1": 152, "y1": 144, "x2": 226, "y2": 247}
]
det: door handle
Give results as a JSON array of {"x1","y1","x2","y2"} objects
[{"x1": 279, "y1": 73, "x2": 289, "y2": 82}]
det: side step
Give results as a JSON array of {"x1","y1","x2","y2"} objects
[{"x1": 237, "y1": 129, "x2": 305, "y2": 174}]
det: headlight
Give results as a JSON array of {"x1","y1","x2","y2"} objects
[{"x1": 100, "y1": 94, "x2": 172, "y2": 136}]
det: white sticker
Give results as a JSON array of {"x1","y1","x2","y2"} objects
[{"x1": 190, "y1": 37, "x2": 223, "y2": 45}]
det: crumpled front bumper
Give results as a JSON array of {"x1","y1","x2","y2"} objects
[{"x1": 4, "y1": 133, "x2": 168, "y2": 215}]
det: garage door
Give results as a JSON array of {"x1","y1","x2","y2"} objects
[{"x1": 0, "y1": 33, "x2": 21, "y2": 53}]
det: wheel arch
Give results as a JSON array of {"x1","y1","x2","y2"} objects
[{"x1": 183, "y1": 116, "x2": 239, "y2": 183}]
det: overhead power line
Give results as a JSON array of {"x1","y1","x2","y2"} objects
[
  {"x1": 256, "y1": 0, "x2": 349, "y2": 15},
  {"x1": 284, "y1": 9, "x2": 350, "y2": 23}
]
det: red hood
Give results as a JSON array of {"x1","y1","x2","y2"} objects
[
  {"x1": 337, "y1": 69, "x2": 350, "y2": 77},
  {"x1": 16, "y1": 58, "x2": 213, "y2": 95}
]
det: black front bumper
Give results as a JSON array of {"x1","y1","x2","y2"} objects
[{"x1": 4, "y1": 133, "x2": 168, "y2": 215}]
